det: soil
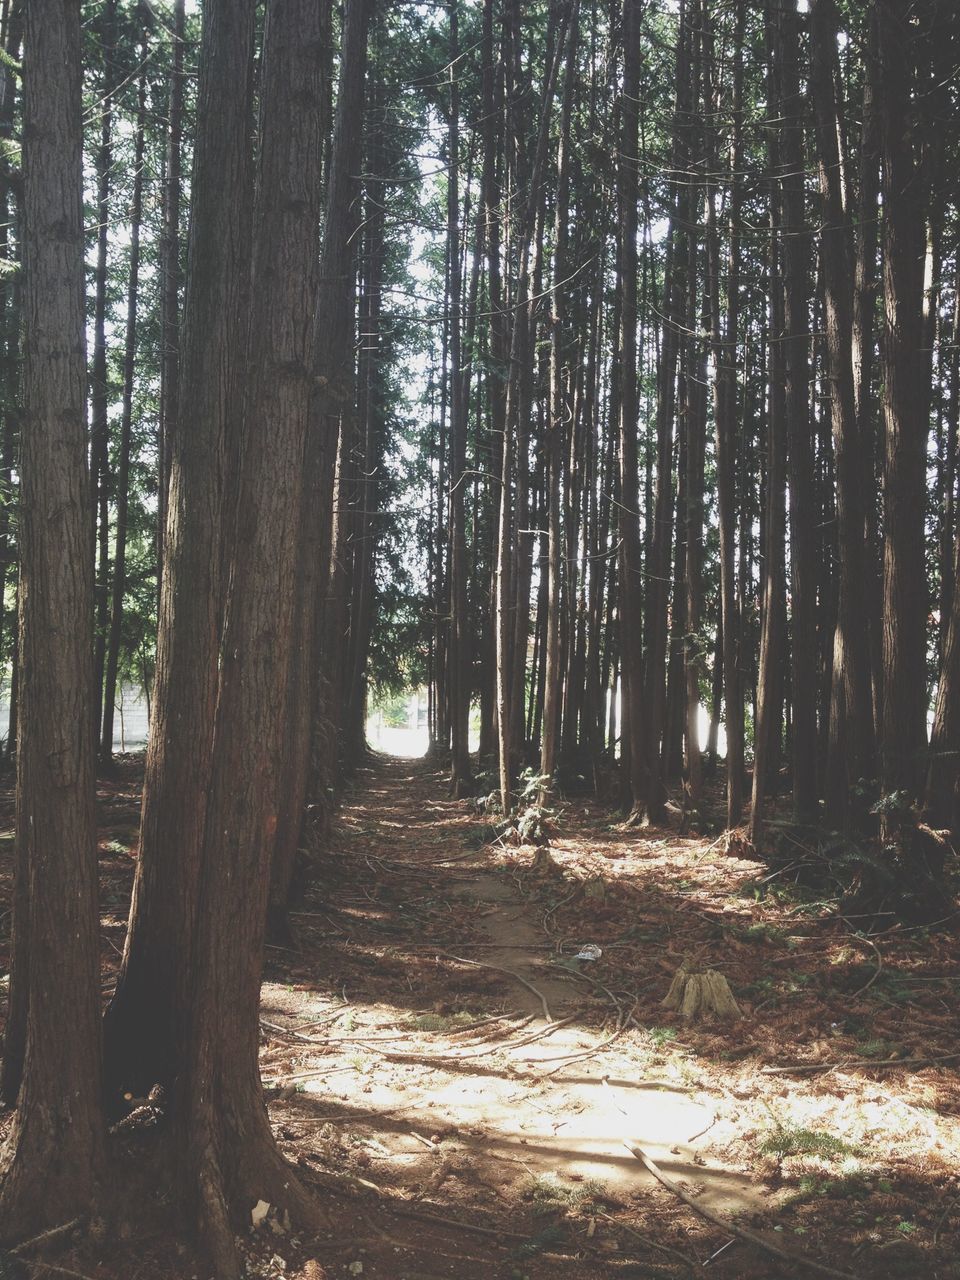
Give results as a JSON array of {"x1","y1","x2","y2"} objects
[{"x1": 2, "y1": 752, "x2": 960, "y2": 1279}]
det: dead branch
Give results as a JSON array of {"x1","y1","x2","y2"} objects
[{"x1": 761, "y1": 1051, "x2": 960, "y2": 1076}]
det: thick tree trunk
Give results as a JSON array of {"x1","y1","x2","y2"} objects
[
  {"x1": 877, "y1": 0, "x2": 927, "y2": 822},
  {"x1": 179, "y1": 2, "x2": 326, "y2": 1270},
  {"x1": 710, "y1": 0, "x2": 744, "y2": 828},
  {"x1": 810, "y1": 0, "x2": 874, "y2": 826},
  {"x1": 269, "y1": 0, "x2": 369, "y2": 939},
  {"x1": 104, "y1": 0, "x2": 256, "y2": 1097},
  {"x1": 0, "y1": 0, "x2": 104, "y2": 1231}
]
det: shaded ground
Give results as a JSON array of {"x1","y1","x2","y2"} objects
[{"x1": 2, "y1": 752, "x2": 960, "y2": 1279}]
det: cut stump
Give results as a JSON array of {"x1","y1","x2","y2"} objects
[{"x1": 662, "y1": 966, "x2": 741, "y2": 1020}]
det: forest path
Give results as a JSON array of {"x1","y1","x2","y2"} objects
[{"x1": 257, "y1": 753, "x2": 780, "y2": 1279}]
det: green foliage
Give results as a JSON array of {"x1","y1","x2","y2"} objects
[{"x1": 760, "y1": 1124, "x2": 860, "y2": 1162}]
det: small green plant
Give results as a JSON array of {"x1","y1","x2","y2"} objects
[
  {"x1": 646, "y1": 1025, "x2": 678, "y2": 1048},
  {"x1": 856, "y1": 1038, "x2": 897, "y2": 1059},
  {"x1": 760, "y1": 1124, "x2": 859, "y2": 1161},
  {"x1": 897, "y1": 1220, "x2": 918, "y2": 1236},
  {"x1": 529, "y1": 1172, "x2": 607, "y2": 1216},
  {"x1": 410, "y1": 1011, "x2": 473, "y2": 1033},
  {"x1": 789, "y1": 1170, "x2": 871, "y2": 1203},
  {"x1": 728, "y1": 921, "x2": 787, "y2": 946}
]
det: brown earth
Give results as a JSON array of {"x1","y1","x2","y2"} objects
[{"x1": 2, "y1": 752, "x2": 960, "y2": 1279}]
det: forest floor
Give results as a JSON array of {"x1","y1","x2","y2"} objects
[{"x1": 2, "y1": 753, "x2": 960, "y2": 1280}]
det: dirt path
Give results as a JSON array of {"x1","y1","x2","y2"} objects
[
  {"x1": 249, "y1": 754, "x2": 960, "y2": 1280},
  {"x1": 5, "y1": 751, "x2": 957, "y2": 1280}
]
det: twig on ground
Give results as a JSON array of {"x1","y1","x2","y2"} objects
[
  {"x1": 409, "y1": 1131, "x2": 438, "y2": 1151},
  {"x1": 387, "y1": 1203, "x2": 528, "y2": 1241},
  {"x1": 533, "y1": 1001, "x2": 637, "y2": 1078},
  {"x1": 594, "y1": 1210, "x2": 700, "y2": 1276},
  {"x1": 27, "y1": 1264, "x2": 100, "y2": 1280},
  {"x1": 847, "y1": 931, "x2": 883, "y2": 998}
]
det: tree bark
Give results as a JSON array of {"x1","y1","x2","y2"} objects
[
  {"x1": 877, "y1": 0, "x2": 927, "y2": 822},
  {"x1": 0, "y1": 0, "x2": 104, "y2": 1232},
  {"x1": 810, "y1": 0, "x2": 874, "y2": 826},
  {"x1": 101, "y1": 51, "x2": 148, "y2": 766},
  {"x1": 269, "y1": 0, "x2": 370, "y2": 938},
  {"x1": 104, "y1": 0, "x2": 256, "y2": 1097},
  {"x1": 178, "y1": 0, "x2": 327, "y2": 1269}
]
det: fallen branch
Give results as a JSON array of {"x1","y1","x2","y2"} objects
[
  {"x1": 387, "y1": 1203, "x2": 528, "y2": 1242},
  {"x1": 438, "y1": 951, "x2": 554, "y2": 1021},
  {"x1": 761, "y1": 1051, "x2": 960, "y2": 1076},
  {"x1": 601, "y1": 1079, "x2": 859, "y2": 1280},
  {"x1": 11, "y1": 1219, "x2": 82, "y2": 1257}
]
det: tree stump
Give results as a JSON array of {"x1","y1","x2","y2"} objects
[{"x1": 662, "y1": 966, "x2": 741, "y2": 1020}]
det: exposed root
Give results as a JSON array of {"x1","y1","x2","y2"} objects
[{"x1": 196, "y1": 1146, "x2": 237, "y2": 1280}]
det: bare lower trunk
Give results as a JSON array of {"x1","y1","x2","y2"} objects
[
  {"x1": 104, "y1": 0, "x2": 256, "y2": 1099},
  {"x1": 0, "y1": 0, "x2": 104, "y2": 1232}
]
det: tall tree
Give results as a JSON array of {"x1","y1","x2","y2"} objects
[
  {"x1": 0, "y1": 0, "x2": 103, "y2": 1229},
  {"x1": 877, "y1": 0, "x2": 927, "y2": 822},
  {"x1": 105, "y1": 0, "x2": 257, "y2": 1096},
  {"x1": 101, "y1": 43, "x2": 149, "y2": 765},
  {"x1": 178, "y1": 0, "x2": 327, "y2": 1266},
  {"x1": 810, "y1": 0, "x2": 874, "y2": 826}
]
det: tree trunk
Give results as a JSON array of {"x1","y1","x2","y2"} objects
[
  {"x1": 0, "y1": 0, "x2": 104, "y2": 1232},
  {"x1": 447, "y1": 0, "x2": 472, "y2": 796},
  {"x1": 810, "y1": 0, "x2": 874, "y2": 826},
  {"x1": 269, "y1": 0, "x2": 370, "y2": 939},
  {"x1": 540, "y1": 0, "x2": 579, "y2": 800},
  {"x1": 877, "y1": 0, "x2": 927, "y2": 823},
  {"x1": 101, "y1": 52, "x2": 148, "y2": 766},
  {"x1": 104, "y1": 0, "x2": 256, "y2": 1098},
  {"x1": 178, "y1": 0, "x2": 327, "y2": 1269},
  {"x1": 157, "y1": 0, "x2": 186, "y2": 588},
  {"x1": 777, "y1": 0, "x2": 816, "y2": 825},
  {"x1": 616, "y1": 0, "x2": 647, "y2": 819},
  {"x1": 710, "y1": 0, "x2": 744, "y2": 828}
]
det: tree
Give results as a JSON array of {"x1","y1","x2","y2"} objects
[
  {"x1": 104, "y1": 0, "x2": 257, "y2": 1096},
  {"x1": 877, "y1": 0, "x2": 927, "y2": 823},
  {"x1": 0, "y1": 0, "x2": 103, "y2": 1230}
]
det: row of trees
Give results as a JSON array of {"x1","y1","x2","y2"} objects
[
  {"x1": 418, "y1": 0, "x2": 960, "y2": 866},
  {"x1": 0, "y1": 0, "x2": 390, "y2": 1275},
  {"x1": 1, "y1": 0, "x2": 959, "y2": 1275}
]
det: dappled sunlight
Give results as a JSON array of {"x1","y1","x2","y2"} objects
[{"x1": 251, "y1": 756, "x2": 960, "y2": 1277}]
